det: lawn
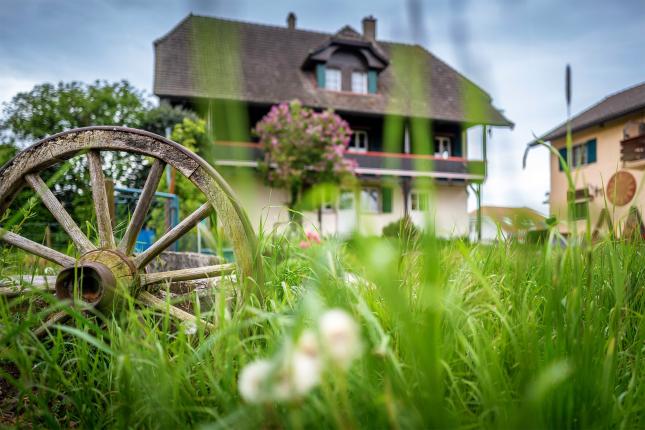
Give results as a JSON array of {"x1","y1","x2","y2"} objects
[{"x1": 1, "y1": 223, "x2": 644, "y2": 429}]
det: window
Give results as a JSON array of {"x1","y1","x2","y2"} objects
[
  {"x1": 325, "y1": 68, "x2": 341, "y2": 91},
  {"x1": 360, "y1": 187, "x2": 381, "y2": 213},
  {"x1": 434, "y1": 136, "x2": 452, "y2": 158},
  {"x1": 351, "y1": 71, "x2": 368, "y2": 94},
  {"x1": 410, "y1": 191, "x2": 429, "y2": 211},
  {"x1": 349, "y1": 130, "x2": 368, "y2": 152},
  {"x1": 558, "y1": 138, "x2": 597, "y2": 170},
  {"x1": 339, "y1": 191, "x2": 355, "y2": 210},
  {"x1": 573, "y1": 144, "x2": 587, "y2": 167}
]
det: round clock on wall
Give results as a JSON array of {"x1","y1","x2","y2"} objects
[{"x1": 606, "y1": 171, "x2": 637, "y2": 206}]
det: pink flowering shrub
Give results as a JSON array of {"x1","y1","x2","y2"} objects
[{"x1": 254, "y1": 100, "x2": 357, "y2": 209}]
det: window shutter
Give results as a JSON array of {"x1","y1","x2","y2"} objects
[
  {"x1": 316, "y1": 64, "x2": 326, "y2": 88},
  {"x1": 452, "y1": 139, "x2": 462, "y2": 157},
  {"x1": 381, "y1": 187, "x2": 393, "y2": 213},
  {"x1": 558, "y1": 147, "x2": 567, "y2": 171},
  {"x1": 587, "y1": 139, "x2": 597, "y2": 163},
  {"x1": 367, "y1": 70, "x2": 378, "y2": 94}
]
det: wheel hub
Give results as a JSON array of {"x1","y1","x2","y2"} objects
[{"x1": 55, "y1": 249, "x2": 140, "y2": 310}]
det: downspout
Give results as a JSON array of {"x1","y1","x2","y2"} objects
[
  {"x1": 478, "y1": 125, "x2": 488, "y2": 242},
  {"x1": 403, "y1": 122, "x2": 411, "y2": 216}
]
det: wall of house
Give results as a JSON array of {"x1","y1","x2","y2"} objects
[
  {"x1": 217, "y1": 169, "x2": 469, "y2": 238},
  {"x1": 549, "y1": 111, "x2": 645, "y2": 235}
]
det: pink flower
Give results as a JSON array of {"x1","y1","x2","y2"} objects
[
  {"x1": 306, "y1": 231, "x2": 321, "y2": 244},
  {"x1": 299, "y1": 240, "x2": 311, "y2": 249}
]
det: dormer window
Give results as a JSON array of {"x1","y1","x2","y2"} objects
[
  {"x1": 325, "y1": 68, "x2": 342, "y2": 91},
  {"x1": 351, "y1": 71, "x2": 368, "y2": 94}
]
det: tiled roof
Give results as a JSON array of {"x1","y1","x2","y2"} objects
[
  {"x1": 540, "y1": 82, "x2": 645, "y2": 141},
  {"x1": 153, "y1": 14, "x2": 512, "y2": 127}
]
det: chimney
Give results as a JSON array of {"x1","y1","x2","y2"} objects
[
  {"x1": 362, "y1": 15, "x2": 376, "y2": 40},
  {"x1": 287, "y1": 12, "x2": 296, "y2": 30}
]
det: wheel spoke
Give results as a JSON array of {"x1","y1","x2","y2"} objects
[
  {"x1": 33, "y1": 310, "x2": 70, "y2": 338},
  {"x1": 118, "y1": 159, "x2": 166, "y2": 255},
  {"x1": 133, "y1": 203, "x2": 213, "y2": 269},
  {"x1": 0, "y1": 229, "x2": 75, "y2": 266},
  {"x1": 87, "y1": 150, "x2": 115, "y2": 249},
  {"x1": 140, "y1": 263, "x2": 235, "y2": 286},
  {"x1": 0, "y1": 275, "x2": 57, "y2": 297},
  {"x1": 138, "y1": 291, "x2": 215, "y2": 331},
  {"x1": 25, "y1": 174, "x2": 95, "y2": 254}
]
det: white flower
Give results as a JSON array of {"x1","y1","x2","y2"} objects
[
  {"x1": 238, "y1": 359, "x2": 272, "y2": 403},
  {"x1": 297, "y1": 329, "x2": 320, "y2": 358},
  {"x1": 318, "y1": 309, "x2": 362, "y2": 370},
  {"x1": 181, "y1": 321, "x2": 197, "y2": 336},
  {"x1": 290, "y1": 351, "x2": 321, "y2": 395}
]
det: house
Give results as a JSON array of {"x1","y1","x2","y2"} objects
[
  {"x1": 153, "y1": 13, "x2": 512, "y2": 237},
  {"x1": 535, "y1": 82, "x2": 645, "y2": 237},
  {"x1": 468, "y1": 206, "x2": 548, "y2": 243}
]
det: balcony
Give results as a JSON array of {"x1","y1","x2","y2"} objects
[
  {"x1": 211, "y1": 141, "x2": 486, "y2": 181},
  {"x1": 621, "y1": 134, "x2": 645, "y2": 169}
]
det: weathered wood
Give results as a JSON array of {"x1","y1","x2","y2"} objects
[
  {"x1": 118, "y1": 159, "x2": 166, "y2": 255},
  {"x1": 138, "y1": 290, "x2": 215, "y2": 331},
  {"x1": 133, "y1": 203, "x2": 213, "y2": 269},
  {"x1": 0, "y1": 230, "x2": 75, "y2": 266},
  {"x1": 140, "y1": 263, "x2": 235, "y2": 286},
  {"x1": 25, "y1": 174, "x2": 95, "y2": 254},
  {"x1": 87, "y1": 150, "x2": 115, "y2": 249},
  {"x1": 0, "y1": 275, "x2": 57, "y2": 296},
  {"x1": 105, "y1": 179, "x2": 116, "y2": 229},
  {"x1": 33, "y1": 310, "x2": 69, "y2": 338}
]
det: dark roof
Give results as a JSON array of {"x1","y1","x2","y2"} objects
[
  {"x1": 154, "y1": 14, "x2": 512, "y2": 127},
  {"x1": 539, "y1": 82, "x2": 645, "y2": 142}
]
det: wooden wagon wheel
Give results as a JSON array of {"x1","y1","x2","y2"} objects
[{"x1": 0, "y1": 126, "x2": 262, "y2": 336}]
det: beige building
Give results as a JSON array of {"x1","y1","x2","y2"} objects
[{"x1": 536, "y1": 82, "x2": 645, "y2": 237}]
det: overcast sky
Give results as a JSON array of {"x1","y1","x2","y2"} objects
[{"x1": 1, "y1": 0, "x2": 644, "y2": 213}]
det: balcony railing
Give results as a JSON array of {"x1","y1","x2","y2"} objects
[
  {"x1": 211, "y1": 141, "x2": 486, "y2": 181},
  {"x1": 621, "y1": 134, "x2": 645, "y2": 166}
]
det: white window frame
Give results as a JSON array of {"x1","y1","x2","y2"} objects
[
  {"x1": 573, "y1": 144, "x2": 588, "y2": 167},
  {"x1": 325, "y1": 68, "x2": 342, "y2": 91},
  {"x1": 434, "y1": 136, "x2": 452, "y2": 158},
  {"x1": 360, "y1": 187, "x2": 381, "y2": 213},
  {"x1": 349, "y1": 130, "x2": 369, "y2": 152},
  {"x1": 351, "y1": 71, "x2": 368, "y2": 94},
  {"x1": 409, "y1": 190, "x2": 429, "y2": 212}
]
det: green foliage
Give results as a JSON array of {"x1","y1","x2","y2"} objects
[
  {"x1": 0, "y1": 142, "x2": 18, "y2": 167},
  {"x1": 3, "y1": 230, "x2": 645, "y2": 428},
  {"x1": 139, "y1": 102, "x2": 198, "y2": 137},
  {"x1": 382, "y1": 215, "x2": 420, "y2": 242},
  {"x1": 0, "y1": 80, "x2": 148, "y2": 142}
]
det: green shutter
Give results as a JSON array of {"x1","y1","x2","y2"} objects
[
  {"x1": 316, "y1": 64, "x2": 326, "y2": 88},
  {"x1": 587, "y1": 138, "x2": 597, "y2": 163},
  {"x1": 558, "y1": 147, "x2": 567, "y2": 171},
  {"x1": 382, "y1": 187, "x2": 392, "y2": 213},
  {"x1": 368, "y1": 70, "x2": 378, "y2": 94}
]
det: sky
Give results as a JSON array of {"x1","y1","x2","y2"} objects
[{"x1": 1, "y1": 0, "x2": 644, "y2": 214}]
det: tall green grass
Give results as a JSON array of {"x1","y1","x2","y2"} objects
[{"x1": 1, "y1": 223, "x2": 645, "y2": 429}]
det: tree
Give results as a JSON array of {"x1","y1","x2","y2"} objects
[
  {"x1": 1, "y1": 80, "x2": 148, "y2": 143},
  {"x1": 254, "y1": 100, "x2": 356, "y2": 220}
]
